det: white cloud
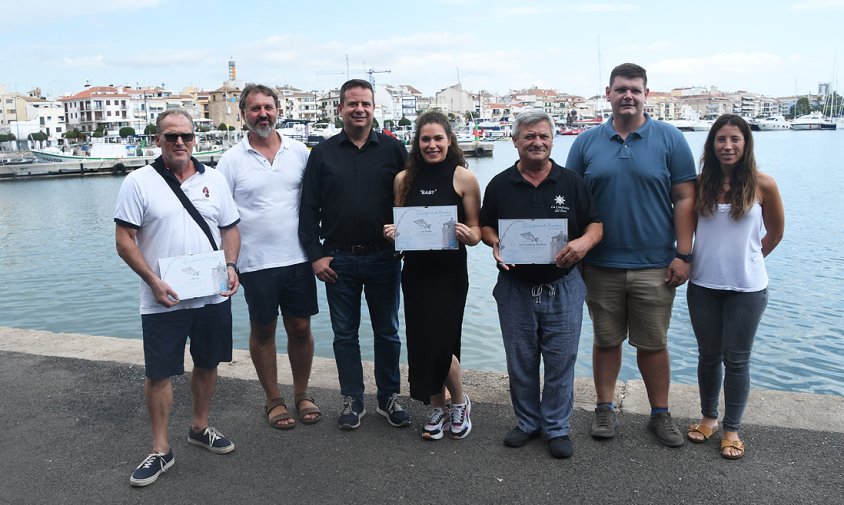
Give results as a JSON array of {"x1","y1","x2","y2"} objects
[
  {"x1": 574, "y1": 4, "x2": 638, "y2": 12},
  {"x1": 60, "y1": 55, "x2": 106, "y2": 68},
  {"x1": 5, "y1": 0, "x2": 161, "y2": 22},
  {"x1": 789, "y1": 0, "x2": 844, "y2": 10}
]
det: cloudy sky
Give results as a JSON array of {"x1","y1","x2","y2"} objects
[{"x1": 2, "y1": 0, "x2": 842, "y2": 98}]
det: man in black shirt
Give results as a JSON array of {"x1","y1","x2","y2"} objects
[
  {"x1": 299, "y1": 79, "x2": 410, "y2": 430},
  {"x1": 480, "y1": 109, "x2": 602, "y2": 458}
]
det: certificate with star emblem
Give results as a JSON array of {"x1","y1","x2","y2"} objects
[{"x1": 498, "y1": 218, "x2": 568, "y2": 264}]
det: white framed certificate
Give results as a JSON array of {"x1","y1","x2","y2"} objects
[
  {"x1": 158, "y1": 250, "x2": 228, "y2": 300},
  {"x1": 394, "y1": 205, "x2": 459, "y2": 251},
  {"x1": 498, "y1": 218, "x2": 568, "y2": 264}
]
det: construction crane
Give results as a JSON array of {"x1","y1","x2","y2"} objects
[{"x1": 317, "y1": 67, "x2": 391, "y2": 87}]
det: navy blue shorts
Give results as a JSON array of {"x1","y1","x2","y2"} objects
[
  {"x1": 141, "y1": 299, "x2": 233, "y2": 379},
  {"x1": 239, "y1": 262, "x2": 318, "y2": 325}
]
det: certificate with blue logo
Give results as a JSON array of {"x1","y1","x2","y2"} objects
[
  {"x1": 498, "y1": 218, "x2": 568, "y2": 264},
  {"x1": 394, "y1": 205, "x2": 459, "y2": 251}
]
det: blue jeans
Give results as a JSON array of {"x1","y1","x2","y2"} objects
[
  {"x1": 493, "y1": 269, "x2": 586, "y2": 439},
  {"x1": 325, "y1": 249, "x2": 401, "y2": 406},
  {"x1": 687, "y1": 283, "x2": 768, "y2": 432}
]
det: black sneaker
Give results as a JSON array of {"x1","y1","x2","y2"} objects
[
  {"x1": 376, "y1": 393, "x2": 410, "y2": 427},
  {"x1": 129, "y1": 450, "x2": 174, "y2": 487},
  {"x1": 187, "y1": 427, "x2": 235, "y2": 454},
  {"x1": 338, "y1": 395, "x2": 366, "y2": 430},
  {"x1": 647, "y1": 411, "x2": 685, "y2": 447},
  {"x1": 590, "y1": 404, "x2": 619, "y2": 439}
]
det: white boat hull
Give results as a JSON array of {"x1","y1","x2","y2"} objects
[{"x1": 31, "y1": 148, "x2": 225, "y2": 163}]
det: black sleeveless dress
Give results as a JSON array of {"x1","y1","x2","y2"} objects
[{"x1": 401, "y1": 159, "x2": 468, "y2": 404}]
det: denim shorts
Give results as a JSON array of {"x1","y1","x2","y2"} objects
[
  {"x1": 141, "y1": 299, "x2": 233, "y2": 379},
  {"x1": 582, "y1": 265, "x2": 675, "y2": 350},
  {"x1": 239, "y1": 262, "x2": 318, "y2": 325}
]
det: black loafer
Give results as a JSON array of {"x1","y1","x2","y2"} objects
[
  {"x1": 503, "y1": 427, "x2": 540, "y2": 448},
  {"x1": 549, "y1": 435, "x2": 573, "y2": 459}
]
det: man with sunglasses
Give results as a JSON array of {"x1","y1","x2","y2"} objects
[
  {"x1": 115, "y1": 109, "x2": 241, "y2": 487},
  {"x1": 217, "y1": 84, "x2": 321, "y2": 430}
]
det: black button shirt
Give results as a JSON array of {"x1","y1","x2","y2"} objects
[
  {"x1": 299, "y1": 129, "x2": 408, "y2": 261},
  {"x1": 480, "y1": 160, "x2": 601, "y2": 283}
]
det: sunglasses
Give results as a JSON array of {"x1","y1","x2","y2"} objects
[{"x1": 162, "y1": 133, "x2": 195, "y2": 143}]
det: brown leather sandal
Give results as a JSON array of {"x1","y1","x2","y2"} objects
[
  {"x1": 687, "y1": 423, "x2": 719, "y2": 443},
  {"x1": 720, "y1": 438, "x2": 745, "y2": 460},
  {"x1": 265, "y1": 397, "x2": 295, "y2": 430},
  {"x1": 294, "y1": 393, "x2": 322, "y2": 425}
]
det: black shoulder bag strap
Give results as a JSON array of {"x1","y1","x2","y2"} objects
[{"x1": 151, "y1": 156, "x2": 218, "y2": 250}]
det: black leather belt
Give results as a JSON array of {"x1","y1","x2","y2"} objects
[{"x1": 329, "y1": 243, "x2": 393, "y2": 255}]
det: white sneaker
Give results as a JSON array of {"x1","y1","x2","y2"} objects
[
  {"x1": 422, "y1": 407, "x2": 450, "y2": 440},
  {"x1": 449, "y1": 394, "x2": 472, "y2": 439}
]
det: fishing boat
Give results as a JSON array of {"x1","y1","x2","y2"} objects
[
  {"x1": 32, "y1": 146, "x2": 225, "y2": 163},
  {"x1": 31, "y1": 141, "x2": 224, "y2": 163}
]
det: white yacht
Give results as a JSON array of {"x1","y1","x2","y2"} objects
[
  {"x1": 791, "y1": 113, "x2": 836, "y2": 130},
  {"x1": 756, "y1": 115, "x2": 792, "y2": 131}
]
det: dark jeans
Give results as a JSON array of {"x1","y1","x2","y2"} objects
[
  {"x1": 325, "y1": 249, "x2": 401, "y2": 406},
  {"x1": 687, "y1": 283, "x2": 768, "y2": 432}
]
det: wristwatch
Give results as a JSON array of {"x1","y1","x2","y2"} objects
[
  {"x1": 675, "y1": 252, "x2": 693, "y2": 263},
  {"x1": 226, "y1": 262, "x2": 239, "y2": 275}
]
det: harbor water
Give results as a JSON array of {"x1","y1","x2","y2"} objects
[{"x1": 1, "y1": 129, "x2": 842, "y2": 396}]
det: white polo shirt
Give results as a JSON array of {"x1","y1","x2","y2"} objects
[
  {"x1": 216, "y1": 132, "x2": 310, "y2": 273},
  {"x1": 114, "y1": 161, "x2": 240, "y2": 314}
]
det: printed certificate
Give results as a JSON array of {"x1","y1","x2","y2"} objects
[
  {"x1": 158, "y1": 250, "x2": 228, "y2": 300},
  {"x1": 498, "y1": 218, "x2": 568, "y2": 264},
  {"x1": 394, "y1": 205, "x2": 459, "y2": 251}
]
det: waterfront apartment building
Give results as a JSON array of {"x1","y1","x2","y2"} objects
[{"x1": 60, "y1": 86, "x2": 135, "y2": 134}]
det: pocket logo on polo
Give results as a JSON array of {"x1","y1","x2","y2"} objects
[{"x1": 550, "y1": 194, "x2": 569, "y2": 214}]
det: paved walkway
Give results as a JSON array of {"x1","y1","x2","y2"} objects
[{"x1": 1, "y1": 327, "x2": 842, "y2": 504}]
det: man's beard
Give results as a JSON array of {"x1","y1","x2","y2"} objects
[{"x1": 250, "y1": 124, "x2": 274, "y2": 138}]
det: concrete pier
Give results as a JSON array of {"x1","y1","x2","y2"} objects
[{"x1": 1, "y1": 326, "x2": 841, "y2": 503}]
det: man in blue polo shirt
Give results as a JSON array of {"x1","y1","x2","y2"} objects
[{"x1": 566, "y1": 63, "x2": 696, "y2": 447}]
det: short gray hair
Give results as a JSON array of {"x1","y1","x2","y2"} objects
[
  {"x1": 512, "y1": 109, "x2": 555, "y2": 139},
  {"x1": 156, "y1": 109, "x2": 194, "y2": 132}
]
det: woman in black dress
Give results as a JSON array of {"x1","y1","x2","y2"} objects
[{"x1": 384, "y1": 111, "x2": 481, "y2": 440}]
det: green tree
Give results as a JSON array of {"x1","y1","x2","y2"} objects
[
  {"x1": 334, "y1": 117, "x2": 343, "y2": 128},
  {"x1": 64, "y1": 128, "x2": 79, "y2": 141},
  {"x1": 790, "y1": 97, "x2": 811, "y2": 117},
  {"x1": 227, "y1": 125, "x2": 235, "y2": 131},
  {"x1": 218, "y1": 123, "x2": 228, "y2": 131},
  {"x1": 372, "y1": 118, "x2": 379, "y2": 128},
  {"x1": 384, "y1": 119, "x2": 395, "y2": 129},
  {"x1": 92, "y1": 125, "x2": 106, "y2": 138},
  {"x1": 119, "y1": 127, "x2": 136, "y2": 138},
  {"x1": 27, "y1": 131, "x2": 48, "y2": 148},
  {"x1": 144, "y1": 124, "x2": 157, "y2": 135},
  {"x1": 398, "y1": 115, "x2": 411, "y2": 127},
  {"x1": 0, "y1": 133, "x2": 16, "y2": 143}
]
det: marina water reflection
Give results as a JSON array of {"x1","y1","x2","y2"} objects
[{"x1": 1, "y1": 129, "x2": 841, "y2": 395}]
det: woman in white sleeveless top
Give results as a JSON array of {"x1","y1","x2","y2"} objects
[{"x1": 685, "y1": 114, "x2": 784, "y2": 460}]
